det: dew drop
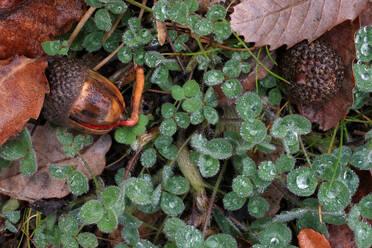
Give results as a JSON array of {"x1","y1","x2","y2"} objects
[
  {"x1": 360, "y1": 44, "x2": 371, "y2": 57},
  {"x1": 270, "y1": 237, "x2": 280, "y2": 245},
  {"x1": 296, "y1": 174, "x2": 309, "y2": 189}
]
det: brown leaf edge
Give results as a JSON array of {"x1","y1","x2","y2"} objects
[
  {"x1": 298, "y1": 229, "x2": 331, "y2": 248},
  {"x1": 0, "y1": 124, "x2": 112, "y2": 202},
  {"x1": 291, "y1": 19, "x2": 359, "y2": 131},
  {"x1": 0, "y1": 56, "x2": 48, "y2": 146}
]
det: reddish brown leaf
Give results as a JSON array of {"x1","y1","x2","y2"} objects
[
  {"x1": 294, "y1": 20, "x2": 359, "y2": 130},
  {"x1": 0, "y1": 0, "x2": 25, "y2": 8},
  {"x1": 231, "y1": 0, "x2": 367, "y2": 50},
  {"x1": 0, "y1": 0, "x2": 86, "y2": 58},
  {"x1": 0, "y1": 124, "x2": 111, "y2": 202},
  {"x1": 360, "y1": 1, "x2": 372, "y2": 26},
  {"x1": 298, "y1": 229, "x2": 331, "y2": 248},
  {"x1": 0, "y1": 56, "x2": 48, "y2": 146},
  {"x1": 328, "y1": 224, "x2": 356, "y2": 248}
]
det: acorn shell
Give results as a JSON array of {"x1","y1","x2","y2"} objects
[
  {"x1": 43, "y1": 57, "x2": 126, "y2": 134},
  {"x1": 280, "y1": 40, "x2": 344, "y2": 104}
]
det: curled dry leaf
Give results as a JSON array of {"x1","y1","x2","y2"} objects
[
  {"x1": 156, "y1": 20, "x2": 167, "y2": 46},
  {"x1": 231, "y1": 0, "x2": 367, "y2": 50},
  {"x1": 0, "y1": 0, "x2": 86, "y2": 58},
  {"x1": 0, "y1": 56, "x2": 48, "y2": 146},
  {"x1": 294, "y1": 20, "x2": 359, "y2": 130},
  {"x1": 0, "y1": 124, "x2": 111, "y2": 202},
  {"x1": 298, "y1": 229, "x2": 331, "y2": 248}
]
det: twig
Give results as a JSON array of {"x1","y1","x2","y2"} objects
[
  {"x1": 145, "y1": 88, "x2": 171, "y2": 94},
  {"x1": 202, "y1": 160, "x2": 227, "y2": 236},
  {"x1": 68, "y1": 7, "x2": 96, "y2": 47},
  {"x1": 167, "y1": 31, "x2": 186, "y2": 73},
  {"x1": 101, "y1": 12, "x2": 125, "y2": 43},
  {"x1": 93, "y1": 43, "x2": 124, "y2": 71},
  {"x1": 138, "y1": 0, "x2": 147, "y2": 19}
]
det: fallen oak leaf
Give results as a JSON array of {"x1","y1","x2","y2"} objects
[
  {"x1": 0, "y1": 56, "x2": 48, "y2": 146},
  {"x1": 0, "y1": 124, "x2": 111, "y2": 202},
  {"x1": 0, "y1": 0, "x2": 86, "y2": 58},
  {"x1": 298, "y1": 229, "x2": 331, "y2": 248},
  {"x1": 231, "y1": 0, "x2": 368, "y2": 50}
]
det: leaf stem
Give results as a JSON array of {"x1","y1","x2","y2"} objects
[
  {"x1": 230, "y1": 26, "x2": 289, "y2": 84},
  {"x1": 327, "y1": 122, "x2": 343, "y2": 193},
  {"x1": 125, "y1": 0, "x2": 153, "y2": 12},
  {"x1": 202, "y1": 160, "x2": 227, "y2": 236}
]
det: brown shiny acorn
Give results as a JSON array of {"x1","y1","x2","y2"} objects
[{"x1": 43, "y1": 57, "x2": 144, "y2": 134}]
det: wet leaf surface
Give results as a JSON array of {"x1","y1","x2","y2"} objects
[
  {"x1": 231, "y1": 0, "x2": 367, "y2": 50},
  {"x1": 0, "y1": 56, "x2": 48, "y2": 146},
  {"x1": 0, "y1": 124, "x2": 111, "y2": 202},
  {"x1": 298, "y1": 228, "x2": 331, "y2": 248}
]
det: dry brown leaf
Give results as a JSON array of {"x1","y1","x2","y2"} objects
[
  {"x1": 156, "y1": 20, "x2": 167, "y2": 46},
  {"x1": 294, "y1": 20, "x2": 358, "y2": 130},
  {"x1": 360, "y1": 1, "x2": 372, "y2": 26},
  {"x1": 298, "y1": 229, "x2": 331, "y2": 248},
  {"x1": 0, "y1": 56, "x2": 48, "y2": 146},
  {"x1": 0, "y1": 0, "x2": 86, "y2": 58},
  {"x1": 0, "y1": 124, "x2": 111, "y2": 202},
  {"x1": 261, "y1": 181, "x2": 283, "y2": 218},
  {"x1": 231, "y1": 0, "x2": 367, "y2": 50}
]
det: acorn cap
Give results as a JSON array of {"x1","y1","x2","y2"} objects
[
  {"x1": 280, "y1": 40, "x2": 344, "y2": 104},
  {"x1": 43, "y1": 57, "x2": 88, "y2": 126}
]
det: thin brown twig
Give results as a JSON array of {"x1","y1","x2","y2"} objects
[
  {"x1": 123, "y1": 149, "x2": 142, "y2": 180},
  {"x1": 93, "y1": 42, "x2": 125, "y2": 71},
  {"x1": 167, "y1": 25, "x2": 186, "y2": 73},
  {"x1": 138, "y1": 0, "x2": 147, "y2": 20},
  {"x1": 202, "y1": 160, "x2": 227, "y2": 236},
  {"x1": 101, "y1": 12, "x2": 125, "y2": 43},
  {"x1": 68, "y1": 7, "x2": 96, "y2": 47},
  {"x1": 213, "y1": 204, "x2": 249, "y2": 232},
  {"x1": 145, "y1": 88, "x2": 172, "y2": 94}
]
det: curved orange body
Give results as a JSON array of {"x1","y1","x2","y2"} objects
[{"x1": 67, "y1": 67, "x2": 144, "y2": 134}]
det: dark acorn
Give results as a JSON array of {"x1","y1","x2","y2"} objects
[
  {"x1": 43, "y1": 57, "x2": 144, "y2": 134},
  {"x1": 279, "y1": 40, "x2": 344, "y2": 105}
]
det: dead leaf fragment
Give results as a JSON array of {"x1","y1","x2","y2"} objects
[
  {"x1": 156, "y1": 20, "x2": 167, "y2": 46},
  {"x1": 0, "y1": 56, "x2": 48, "y2": 146},
  {"x1": 0, "y1": 0, "x2": 86, "y2": 58},
  {"x1": 298, "y1": 229, "x2": 331, "y2": 248},
  {"x1": 231, "y1": 0, "x2": 368, "y2": 50},
  {"x1": 0, "y1": 124, "x2": 112, "y2": 202}
]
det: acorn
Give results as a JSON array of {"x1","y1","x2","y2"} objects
[
  {"x1": 43, "y1": 57, "x2": 144, "y2": 134},
  {"x1": 279, "y1": 40, "x2": 344, "y2": 104}
]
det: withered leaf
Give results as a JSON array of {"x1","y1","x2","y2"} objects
[
  {"x1": 0, "y1": 56, "x2": 48, "y2": 146},
  {"x1": 0, "y1": 124, "x2": 111, "y2": 202},
  {"x1": 298, "y1": 229, "x2": 331, "y2": 248},
  {"x1": 231, "y1": 0, "x2": 367, "y2": 50},
  {"x1": 156, "y1": 20, "x2": 167, "y2": 46},
  {"x1": 0, "y1": 0, "x2": 86, "y2": 58}
]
